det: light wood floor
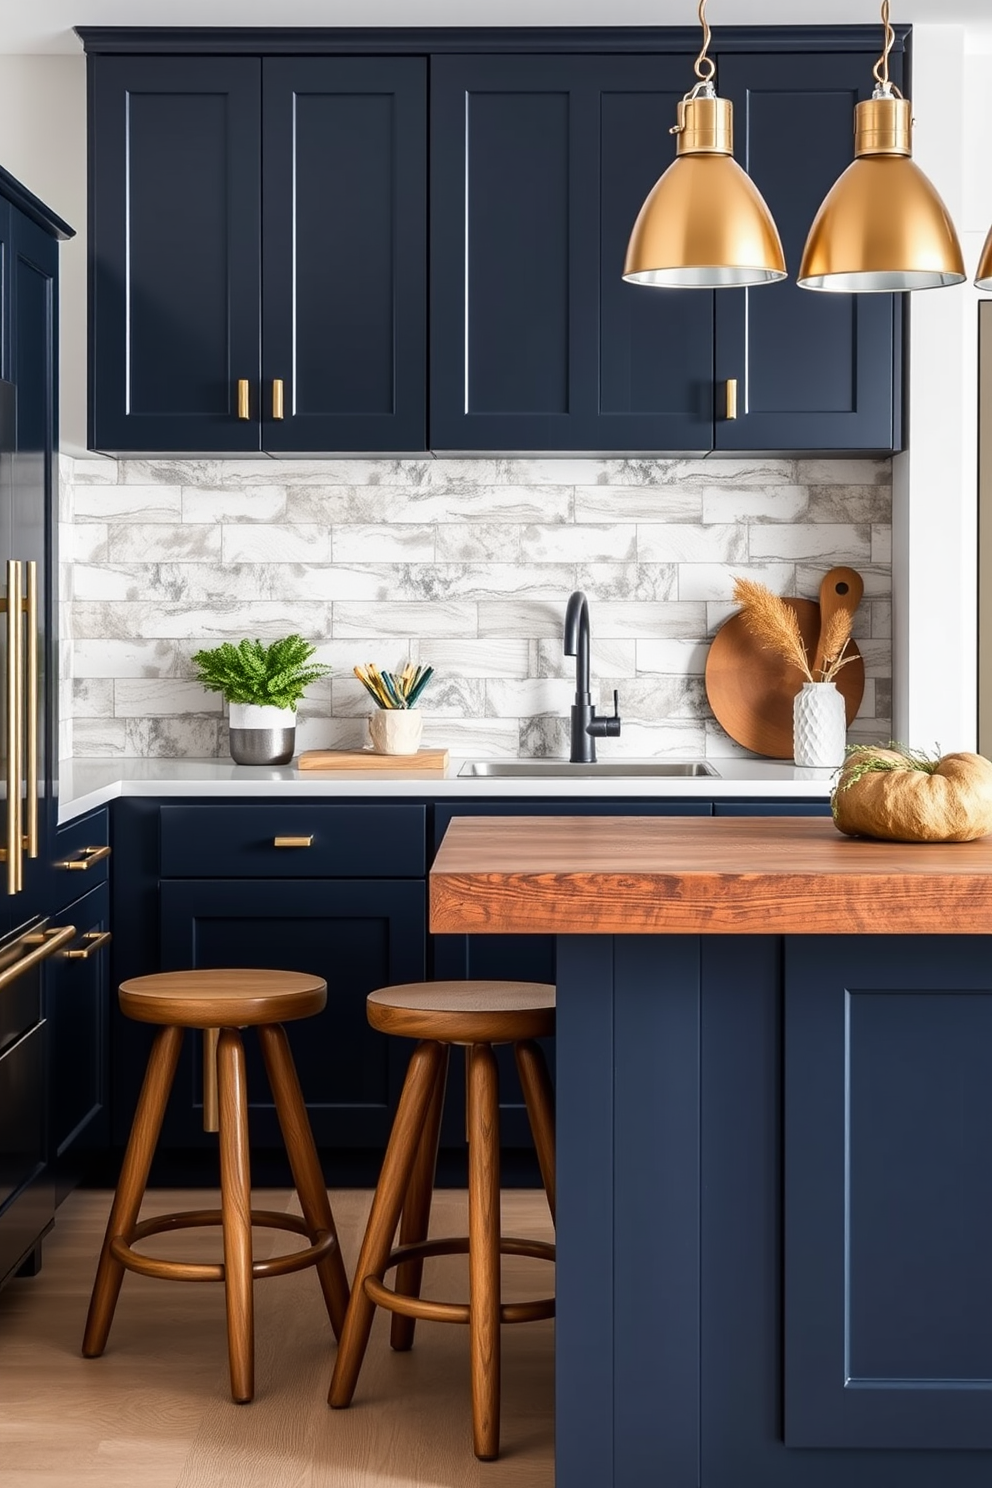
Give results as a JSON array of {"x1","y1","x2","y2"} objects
[{"x1": 0, "y1": 1187, "x2": 554, "y2": 1487}]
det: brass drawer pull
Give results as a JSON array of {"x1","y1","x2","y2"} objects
[
  {"x1": 272, "y1": 378, "x2": 285, "y2": 420},
  {"x1": 65, "y1": 930, "x2": 112, "y2": 961},
  {"x1": 0, "y1": 923, "x2": 76, "y2": 990},
  {"x1": 274, "y1": 835, "x2": 313, "y2": 848},
  {"x1": 725, "y1": 378, "x2": 738, "y2": 420},
  {"x1": 237, "y1": 378, "x2": 250, "y2": 420},
  {"x1": 57, "y1": 844, "x2": 111, "y2": 871}
]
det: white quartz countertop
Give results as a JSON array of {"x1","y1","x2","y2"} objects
[{"x1": 57, "y1": 756, "x2": 836, "y2": 824}]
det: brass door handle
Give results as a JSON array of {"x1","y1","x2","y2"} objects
[
  {"x1": 237, "y1": 379, "x2": 250, "y2": 420},
  {"x1": 64, "y1": 930, "x2": 112, "y2": 961},
  {"x1": 0, "y1": 923, "x2": 76, "y2": 991},
  {"x1": 272, "y1": 379, "x2": 284, "y2": 420},
  {"x1": 274, "y1": 835, "x2": 313, "y2": 848},
  {"x1": 57, "y1": 844, "x2": 111, "y2": 871},
  {"x1": 725, "y1": 378, "x2": 739, "y2": 420},
  {"x1": 25, "y1": 560, "x2": 37, "y2": 861},
  {"x1": 4, "y1": 560, "x2": 23, "y2": 895}
]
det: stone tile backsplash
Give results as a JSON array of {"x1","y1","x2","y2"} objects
[{"x1": 59, "y1": 455, "x2": 892, "y2": 761}]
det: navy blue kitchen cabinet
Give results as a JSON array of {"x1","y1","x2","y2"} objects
[
  {"x1": 429, "y1": 54, "x2": 715, "y2": 453},
  {"x1": 88, "y1": 55, "x2": 426, "y2": 454},
  {"x1": 45, "y1": 882, "x2": 110, "y2": 1188},
  {"x1": 88, "y1": 57, "x2": 262, "y2": 454},
  {"x1": 715, "y1": 51, "x2": 903, "y2": 453}
]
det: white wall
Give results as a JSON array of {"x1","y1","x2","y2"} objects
[
  {"x1": 892, "y1": 24, "x2": 992, "y2": 751},
  {"x1": 0, "y1": 54, "x2": 87, "y2": 452}
]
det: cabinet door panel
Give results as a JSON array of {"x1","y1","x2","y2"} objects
[
  {"x1": 46, "y1": 883, "x2": 109, "y2": 1159},
  {"x1": 785, "y1": 935, "x2": 992, "y2": 1449},
  {"x1": 715, "y1": 52, "x2": 899, "y2": 453},
  {"x1": 89, "y1": 57, "x2": 261, "y2": 453},
  {"x1": 157, "y1": 879, "x2": 425, "y2": 1149},
  {"x1": 262, "y1": 58, "x2": 426, "y2": 452}
]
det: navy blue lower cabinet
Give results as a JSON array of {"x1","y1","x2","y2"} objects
[
  {"x1": 155, "y1": 878, "x2": 425, "y2": 1150},
  {"x1": 785, "y1": 935, "x2": 992, "y2": 1451},
  {"x1": 46, "y1": 882, "x2": 110, "y2": 1172},
  {"x1": 553, "y1": 930, "x2": 992, "y2": 1488}
]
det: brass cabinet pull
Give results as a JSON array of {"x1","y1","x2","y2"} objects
[
  {"x1": 0, "y1": 923, "x2": 76, "y2": 991},
  {"x1": 725, "y1": 378, "x2": 739, "y2": 420},
  {"x1": 64, "y1": 930, "x2": 112, "y2": 961},
  {"x1": 237, "y1": 379, "x2": 250, "y2": 420},
  {"x1": 4, "y1": 560, "x2": 23, "y2": 895},
  {"x1": 25, "y1": 561, "x2": 37, "y2": 861},
  {"x1": 57, "y1": 844, "x2": 112, "y2": 871},
  {"x1": 274, "y1": 835, "x2": 313, "y2": 848},
  {"x1": 272, "y1": 378, "x2": 285, "y2": 420}
]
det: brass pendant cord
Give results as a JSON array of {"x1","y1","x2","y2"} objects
[
  {"x1": 693, "y1": 0, "x2": 715, "y2": 84},
  {"x1": 872, "y1": 0, "x2": 903, "y2": 98}
]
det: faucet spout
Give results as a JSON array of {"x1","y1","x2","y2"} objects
[{"x1": 563, "y1": 590, "x2": 621, "y2": 764}]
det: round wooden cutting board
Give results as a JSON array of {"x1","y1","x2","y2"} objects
[{"x1": 705, "y1": 570, "x2": 865, "y2": 760}]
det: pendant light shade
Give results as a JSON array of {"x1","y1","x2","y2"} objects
[
  {"x1": 623, "y1": 91, "x2": 786, "y2": 288},
  {"x1": 977, "y1": 223, "x2": 992, "y2": 291},
  {"x1": 623, "y1": 2, "x2": 785, "y2": 291},
  {"x1": 798, "y1": 5, "x2": 965, "y2": 293}
]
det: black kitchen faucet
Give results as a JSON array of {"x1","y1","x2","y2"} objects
[{"x1": 563, "y1": 591, "x2": 622, "y2": 764}]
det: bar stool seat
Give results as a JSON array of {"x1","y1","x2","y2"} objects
[
  {"x1": 329, "y1": 979, "x2": 556, "y2": 1461},
  {"x1": 83, "y1": 968, "x2": 350, "y2": 1403}
]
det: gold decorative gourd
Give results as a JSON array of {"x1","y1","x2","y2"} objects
[{"x1": 832, "y1": 748, "x2": 992, "y2": 843}]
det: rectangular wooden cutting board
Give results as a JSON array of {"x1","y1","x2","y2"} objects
[{"x1": 297, "y1": 748, "x2": 449, "y2": 772}]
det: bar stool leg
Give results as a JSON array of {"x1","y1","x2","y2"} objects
[
  {"x1": 82, "y1": 1024, "x2": 184, "y2": 1358},
  {"x1": 257, "y1": 1021, "x2": 351, "y2": 1339},
  {"x1": 218, "y1": 1027, "x2": 254, "y2": 1403},
  {"x1": 328, "y1": 1039, "x2": 447, "y2": 1409},
  {"x1": 390, "y1": 1044, "x2": 450, "y2": 1352},
  {"x1": 514, "y1": 1039, "x2": 557, "y2": 1224},
  {"x1": 467, "y1": 1041, "x2": 501, "y2": 1461}
]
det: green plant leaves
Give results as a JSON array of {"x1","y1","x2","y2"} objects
[{"x1": 192, "y1": 635, "x2": 330, "y2": 711}]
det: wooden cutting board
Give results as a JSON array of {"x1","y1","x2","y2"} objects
[
  {"x1": 297, "y1": 748, "x2": 450, "y2": 772},
  {"x1": 704, "y1": 567, "x2": 865, "y2": 759}
]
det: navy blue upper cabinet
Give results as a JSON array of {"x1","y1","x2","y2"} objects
[
  {"x1": 261, "y1": 58, "x2": 426, "y2": 452},
  {"x1": 430, "y1": 55, "x2": 715, "y2": 454},
  {"x1": 89, "y1": 57, "x2": 263, "y2": 454},
  {"x1": 88, "y1": 55, "x2": 426, "y2": 454},
  {"x1": 715, "y1": 52, "x2": 902, "y2": 453}
]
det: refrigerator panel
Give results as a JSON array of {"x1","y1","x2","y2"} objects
[{"x1": 979, "y1": 303, "x2": 992, "y2": 758}]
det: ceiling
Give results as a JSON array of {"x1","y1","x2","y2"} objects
[{"x1": 3, "y1": 0, "x2": 992, "y2": 55}]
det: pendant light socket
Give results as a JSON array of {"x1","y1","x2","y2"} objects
[{"x1": 674, "y1": 93, "x2": 733, "y2": 155}]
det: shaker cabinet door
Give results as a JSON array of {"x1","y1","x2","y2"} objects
[
  {"x1": 261, "y1": 57, "x2": 427, "y2": 453},
  {"x1": 429, "y1": 54, "x2": 713, "y2": 453},
  {"x1": 714, "y1": 51, "x2": 902, "y2": 454},
  {"x1": 89, "y1": 56, "x2": 262, "y2": 454}
]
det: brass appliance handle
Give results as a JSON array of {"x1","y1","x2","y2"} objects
[
  {"x1": 237, "y1": 379, "x2": 250, "y2": 420},
  {"x1": 725, "y1": 378, "x2": 739, "y2": 420},
  {"x1": 274, "y1": 835, "x2": 313, "y2": 848},
  {"x1": 25, "y1": 561, "x2": 37, "y2": 860},
  {"x1": 272, "y1": 378, "x2": 285, "y2": 420},
  {"x1": 56, "y1": 844, "x2": 111, "y2": 871},
  {"x1": 5, "y1": 560, "x2": 23, "y2": 895},
  {"x1": 0, "y1": 923, "x2": 76, "y2": 992},
  {"x1": 64, "y1": 930, "x2": 112, "y2": 961},
  {"x1": 203, "y1": 1028, "x2": 220, "y2": 1133}
]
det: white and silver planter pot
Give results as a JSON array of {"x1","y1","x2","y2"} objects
[{"x1": 228, "y1": 704, "x2": 297, "y2": 766}]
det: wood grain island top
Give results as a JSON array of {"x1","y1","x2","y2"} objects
[{"x1": 429, "y1": 816, "x2": 992, "y2": 935}]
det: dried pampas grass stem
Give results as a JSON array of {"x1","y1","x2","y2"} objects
[
  {"x1": 731, "y1": 577, "x2": 812, "y2": 680},
  {"x1": 816, "y1": 607, "x2": 854, "y2": 682}
]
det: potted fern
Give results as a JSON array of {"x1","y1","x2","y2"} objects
[{"x1": 192, "y1": 636, "x2": 330, "y2": 765}]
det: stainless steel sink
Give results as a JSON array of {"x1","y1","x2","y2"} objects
[{"x1": 458, "y1": 760, "x2": 718, "y2": 778}]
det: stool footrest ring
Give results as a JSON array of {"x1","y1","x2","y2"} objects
[
  {"x1": 363, "y1": 1235, "x2": 556, "y2": 1326},
  {"x1": 109, "y1": 1208, "x2": 337, "y2": 1283}
]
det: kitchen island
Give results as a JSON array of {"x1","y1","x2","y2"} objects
[{"x1": 430, "y1": 816, "x2": 992, "y2": 1488}]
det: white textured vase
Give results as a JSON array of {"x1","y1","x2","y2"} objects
[
  {"x1": 367, "y1": 709, "x2": 424, "y2": 756},
  {"x1": 792, "y1": 682, "x2": 846, "y2": 768},
  {"x1": 228, "y1": 703, "x2": 296, "y2": 766}
]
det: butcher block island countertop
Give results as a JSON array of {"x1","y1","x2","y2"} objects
[{"x1": 429, "y1": 814, "x2": 992, "y2": 935}]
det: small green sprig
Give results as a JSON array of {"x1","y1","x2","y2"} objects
[{"x1": 192, "y1": 635, "x2": 330, "y2": 711}]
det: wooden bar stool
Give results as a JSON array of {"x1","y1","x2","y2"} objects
[
  {"x1": 328, "y1": 979, "x2": 556, "y2": 1461},
  {"x1": 82, "y1": 969, "x2": 350, "y2": 1403}
]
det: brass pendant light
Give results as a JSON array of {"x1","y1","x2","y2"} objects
[
  {"x1": 623, "y1": 0, "x2": 786, "y2": 289},
  {"x1": 977, "y1": 225, "x2": 992, "y2": 291},
  {"x1": 798, "y1": 2, "x2": 965, "y2": 293}
]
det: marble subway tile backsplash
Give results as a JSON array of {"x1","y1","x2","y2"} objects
[{"x1": 59, "y1": 455, "x2": 893, "y2": 761}]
